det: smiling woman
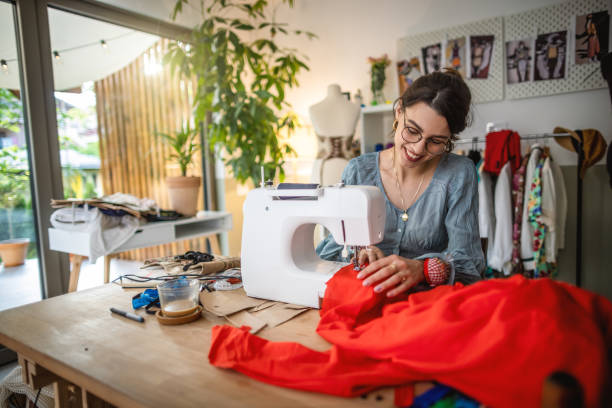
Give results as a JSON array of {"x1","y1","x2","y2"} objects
[{"x1": 316, "y1": 68, "x2": 484, "y2": 296}]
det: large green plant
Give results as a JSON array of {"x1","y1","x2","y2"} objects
[
  {"x1": 0, "y1": 146, "x2": 30, "y2": 239},
  {"x1": 165, "y1": 0, "x2": 314, "y2": 185},
  {"x1": 157, "y1": 123, "x2": 201, "y2": 177}
]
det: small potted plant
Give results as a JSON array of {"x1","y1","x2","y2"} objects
[
  {"x1": 0, "y1": 146, "x2": 30, "y2": 267},
  {"x1": 368, "y1": 54, "x2": 391, "y2": 105},
  {"x1": 158, "y1": 123, "x2": 201, "y2": 217}
]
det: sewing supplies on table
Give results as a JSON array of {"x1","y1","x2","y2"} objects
[{"x1": 241, "y1": 182, "x2": 386, "y2": 308}]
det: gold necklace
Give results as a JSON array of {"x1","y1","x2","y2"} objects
[{"x1": 392, "y1": 149, "x2": 425, "y2": 222}]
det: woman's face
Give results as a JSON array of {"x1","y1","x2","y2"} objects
[{"x1": 393, "y1": 101, "x2": 451, "y2": 168}]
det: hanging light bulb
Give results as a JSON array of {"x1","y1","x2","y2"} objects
[
  {"x1": 53, "y1": 51, "x2": 60, "y2": 60},
  {"x1": 0, "y1": 59, "x2": 7, "y2": 72},
  {"x1": 100, "y1": 39, "x2": 108, "y2": 49}
]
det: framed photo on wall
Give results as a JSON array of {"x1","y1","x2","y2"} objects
[
  {"x1": 397, "y1": 57, "x2": 422, "y2": 95},
  {"x1": 534, "y1": 30, "x2": 567, "y2": 81},
  {"x1": 575, "y1": 11, "x2": 610, "y2": 64},
  {"x1": 506, "y1": 38, "x2": 534, "y2": 83},
  {"x1": 421, "y1": 43, "x2": 442, "y2": 74},
  {"x1": 445, "y1": 37, "x2": 467, "y2": 77},
  {"x1": 469, "y1": 35, "x2": 494, "y2": 79}
]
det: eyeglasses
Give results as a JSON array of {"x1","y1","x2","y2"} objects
[{"x1": 400, "y1": 117, "x2": 450, "y2": 156}]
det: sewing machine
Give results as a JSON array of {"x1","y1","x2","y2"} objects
[{"x1": 241, "y1": 183, "x2": 386, "y2": 308}]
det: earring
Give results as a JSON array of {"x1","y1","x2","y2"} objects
[{"x1": 392, "y1": 119, "x2": 398, "y2": 131}]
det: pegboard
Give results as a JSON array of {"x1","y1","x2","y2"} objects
[
  {"x1": 505, "y1": 0, "x2": 608, "y2": 99},
  {"x1": 397, "y1": 17, "x2": 504, "y2": 103}
]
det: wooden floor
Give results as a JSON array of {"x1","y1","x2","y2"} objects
[{"x1": 0, "y1": 257, "x2": 142, "y2": 312}]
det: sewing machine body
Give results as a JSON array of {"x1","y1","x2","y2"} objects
[{"x1": 241, "y1": 184, "x2": 385, "y2": 308}]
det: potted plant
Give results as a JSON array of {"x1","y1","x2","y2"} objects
[
  {"x1": 158, "y1": 123, "x2": 201, "y2": 216},
  {"x1": 164, "y1": 0, "x2": 315, "y2": 187},
  {"x1": 0, "y1": 146, "x2": 31, "y2": 267}
]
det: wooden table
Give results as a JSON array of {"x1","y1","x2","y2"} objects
[
  {"x1": 48, "y1": 212, "x2": 232, "y2": 292},
  {"x1": 0, "y1": 284, "x2": 395, "y2": 408}
]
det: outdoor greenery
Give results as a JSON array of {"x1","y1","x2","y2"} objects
[
  {"x1": 157, "y1": 123, "x2": 201, "y2": 177},
  {"x1": 0, "y1": 88, "x2": 22, "y2": 133},
  {"x1": 0, "y1": 146, "x2": 31, "y2": 239},
  {"x1": 165, "y1": 0, "x2": 315, "y2": 186}
]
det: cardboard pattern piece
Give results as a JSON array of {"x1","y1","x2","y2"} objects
[
  {"x1": 200, "y1": 288, "x2": 268, "y2": 317},
  {"x1": 199, "y1": 288, "x2": 310, "y2": 332}
]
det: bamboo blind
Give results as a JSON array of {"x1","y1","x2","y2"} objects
[{"x1": 95, "y1": 38, "x2": 216, "y2": 261}]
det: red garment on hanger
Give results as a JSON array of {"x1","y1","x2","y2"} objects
[
  {"x1": 209, "y1": 266, "x2": 612, "y2": 408},
  {"x1": 484, "y1": 130, "x2": 522, "y2": 175}
]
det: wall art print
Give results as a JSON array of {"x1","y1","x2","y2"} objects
[
  {"x1": 534, "y1": 30, "x2": 567, "y2": 81},
  {"x1": 469, "y1": 35, "x2": 494, "y2": 79},
  {"x1": 506, "y1": 38, "x2": 534, "y2": 84},
  {"x1": 445, "y1": 37, "x2": 467, "y2": 77},
  {"x1": 421, "y1": 43, "x2": 442, "y2": 74}
]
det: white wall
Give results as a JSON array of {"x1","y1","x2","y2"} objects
[
  {"x1": 100, "y1": 0, "x2": 611, "y2": 166},
  {"x1": 270, "y1": 0, "x2": 612, "y2": 166}
]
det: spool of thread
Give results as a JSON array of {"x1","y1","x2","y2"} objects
[{"x1": 374, "y1": 143, "x2": 384, "y2": 152}]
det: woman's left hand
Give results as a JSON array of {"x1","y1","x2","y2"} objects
[{"x1": 356, "y1": 255, "x2": 425, "y2": 297}]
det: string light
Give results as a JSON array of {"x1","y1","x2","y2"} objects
[{"x1": 1, "y1": 32, "x2": 137, "y2": 71}]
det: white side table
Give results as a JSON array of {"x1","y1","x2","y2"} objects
[{"x1": 48, "y1": 211, "x2": 232, "y2": 291}]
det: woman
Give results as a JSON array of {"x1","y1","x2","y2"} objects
[{"x1": 316, "y1": 68, "x2": 484, "y2": 297}]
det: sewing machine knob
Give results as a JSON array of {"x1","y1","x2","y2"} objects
[{"x1": 265, "y1": 206, "x2": 270, "y2": 211}]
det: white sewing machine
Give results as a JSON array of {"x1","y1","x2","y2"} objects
[{"x1": 241, "y1": 183, "x2": 386, "y2": 308}]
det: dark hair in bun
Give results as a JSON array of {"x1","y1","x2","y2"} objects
[{"x1": 394, "y1": 67, "x2": 472, "y2": 150}]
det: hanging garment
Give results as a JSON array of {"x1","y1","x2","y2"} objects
[
  {"x1": 527, "y1": 154, "x2": 556, "y2": 278},
  {"x1": 520, "y1": 145, "x2": 542, "y2": 270},
  {"x1": 477, "y1": 163, "x2": 495, "y2": 258},
  {"x1": 487, "y1": 162, "x2": 513, "y2": 275},
  {"x1": 511, "y1": 154, "x2": 530, "y2": 273},
  {"x1": 541, "y1": 157, "x2": 567, "y2": 264},
  {"x1": 209, "y1": 265, "x2": 612, "y2": 408},
  {"x1": 484, "y1": 130, "x2": 521, "y2": 175}
]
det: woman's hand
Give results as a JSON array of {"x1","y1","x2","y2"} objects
[
  {"x1": 353, "y1": 246, "x2": 386, "y2": 267},
  {"x1": 356, "y1": 254, "x2": 425, "y2": 297}
]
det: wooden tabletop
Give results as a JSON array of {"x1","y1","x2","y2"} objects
[{"x1": 0, "y1": 284, "x2": 395, "y2": 408}]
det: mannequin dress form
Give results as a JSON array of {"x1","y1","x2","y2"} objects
[{"x1": 309, "y1": 84, "x2": 361, "y2": 186}]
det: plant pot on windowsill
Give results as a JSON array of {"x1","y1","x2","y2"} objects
[
  {"x1": 166, "y1": 176, "x2": 201, "y2": 217},
  {"x1": 0, "y1": 238, "x2": 30, "y2": 267}
]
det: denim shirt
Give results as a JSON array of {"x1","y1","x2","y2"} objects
[{"x1": 316, "y1": 152, "x2": 484, "y2": 285}]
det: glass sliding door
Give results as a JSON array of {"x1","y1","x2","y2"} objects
[
  {"x1": 0, "y1": 1, "x2": 42, "y2": 311},
  {"x1": 46, "y1": 7, "x2": 207, "y2": 290}
]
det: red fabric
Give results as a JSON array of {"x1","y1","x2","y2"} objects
[
  {"x1": 209, "y1": 266, "x2": 612, "y2": 407},
  {"x1": 484, "y1": 130, "x2": 522, "y2": 175}
]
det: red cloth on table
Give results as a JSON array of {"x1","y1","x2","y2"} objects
[
  {"x1": 484, "y1": 130, "x2": 522, "y2": 175},
  {"x1": 209, "y1": 266, "x2": 612, "y2": 407}
]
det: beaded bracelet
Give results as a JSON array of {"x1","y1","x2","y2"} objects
[{"x1": 424, "y1": 258, "x2": 450, "y2": 286}]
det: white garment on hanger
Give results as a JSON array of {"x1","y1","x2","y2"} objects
[
  {"x1": 520, "y1": 146, "x2": 542, "y2": 270},
  {"x1": 541, "y1": 157, "x2": 568, "y2": 263},
  {"x1": 488, "y1": 162, "x2": 513, "y2": 275},
  {"x1": 478, "y1": 165, "x2": 495, "y2": 256}
]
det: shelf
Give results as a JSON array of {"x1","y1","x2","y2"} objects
[{"x1": 361, "y1": 104, "x2": 393, "y2": 114}]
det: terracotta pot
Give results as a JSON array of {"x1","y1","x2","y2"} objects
[
  {"x1": 0, "y1": 238, "x2": 30, "y2": 267},
  {"x1": 166, "y1": 176, "x2": 201, "y2": 217}
]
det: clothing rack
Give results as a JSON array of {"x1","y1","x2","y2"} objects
[{"x1": 455, "y1": 132, "x2": 583, "y2": 287}]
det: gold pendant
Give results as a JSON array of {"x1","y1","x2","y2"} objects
[{"x1": 401, "y1": 212, "x2": 408, "y2": 222}]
